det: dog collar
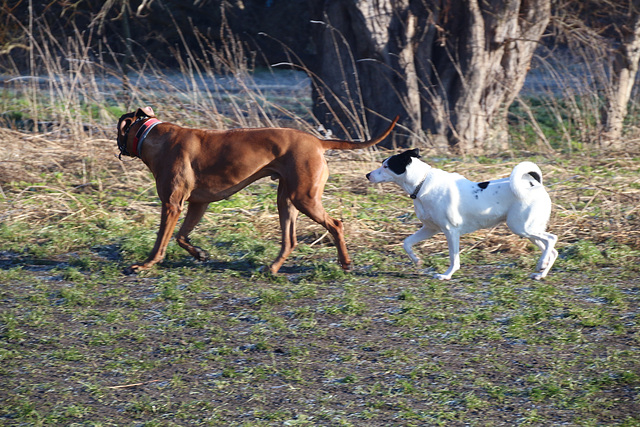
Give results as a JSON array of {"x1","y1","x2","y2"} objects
[
  {"x1": 131, "y1": 118, "x2": 162, "y2": 158},
  {"x1": 409, "y1": 173, "x2": 429, "y2": 199}
]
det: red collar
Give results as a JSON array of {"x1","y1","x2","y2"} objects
[{"x1": 131, "y1": 118, "x2": 161, "y2": 157}]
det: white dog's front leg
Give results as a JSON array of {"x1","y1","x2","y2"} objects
[
  {"x1": 403, "y1": 226, "x2": 437, "y2": 267},
  {"x1": 435, "y1": 230, "x2": 460, "y2": 280}
]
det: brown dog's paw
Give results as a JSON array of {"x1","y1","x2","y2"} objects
[
  {"x1": 340, "y1": 261, "x2": 353, "y2": 272},
  {"x1": 264, "y1": 264, "x2": 282, "y2": 276},
  {"x1": 123, "y1": 264, "x2": 144, "y2": 275},
  {"x1": 191, "y1": 247, "x2": 209, "y2": 262}
]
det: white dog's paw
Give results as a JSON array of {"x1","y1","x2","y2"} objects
[
  {"x1": 433, "y1": 273, "x2": 452, "y2": 281},
  {"x1": 530, "y1": 272, "x2": 545, "y2": 281}
]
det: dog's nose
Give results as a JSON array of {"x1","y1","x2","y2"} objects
[{"x1": 366, "y1": 173, "x2": 371, "y2": 180}]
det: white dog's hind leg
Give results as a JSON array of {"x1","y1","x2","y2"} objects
[
  {"x1": 508, "y1": 212, "x2": 557, "y2": 280},
  {"x1": 513, "y1": 228, "x2": 557, "y2": 280},
  {"x1": 435, "y1": 229, "x2": 461, "y2": 280},
  {"x1": 532, "y1": 233, "x2": 558, "y2": 271},
  {"x1": 528, "y1": 232, "x2": 558, "y2": 280},
  {"x1": 403, "y1": 226, "x2": 437, "y2": 267}
]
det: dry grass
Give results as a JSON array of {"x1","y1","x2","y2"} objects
[
  {"x1": 1, "y1": 129, "x2": 639, "y2": 427},
  {"x1": 1, "y1": 11, "x2": 639, "y2": 424},
  {"x1": 2, "y1": 129, "x2": 639, "y2": 257}
]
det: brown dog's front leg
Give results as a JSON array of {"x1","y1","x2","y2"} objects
[
  {"x1": 176, "y1": 201, "x2": 210, "y2": 261},
  {"x1": 126, "y1": 202, "x2": 182, "y2": 274},
  {"x1": 270, "y1": 184, "x2": 300, "y2": 274}
]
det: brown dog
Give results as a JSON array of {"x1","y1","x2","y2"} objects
[{"x1": 117, "y1": 107, "x2": 398, "y2": 274}]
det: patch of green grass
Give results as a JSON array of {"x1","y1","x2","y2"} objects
[
  {"x1": 0, "y1": 152, "x2": 639, "y2": 426},
  {"x1": 508, "y1": 95, "x2": 599, "y2": 152},
  {"x1": 561, "y1": 240, "x2": 606, "y2": 266}
]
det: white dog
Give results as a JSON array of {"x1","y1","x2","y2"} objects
[{"x1": 366, "y1": 149, "x2": 557, "y2": 280}]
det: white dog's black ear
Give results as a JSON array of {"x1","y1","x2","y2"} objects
[{"x1": 410, "y1": 148, "x2": 421, "y2": 158}]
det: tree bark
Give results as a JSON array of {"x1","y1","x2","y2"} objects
[
  {"x1": 601, "y1": 1, "x2": 640, "y2": 148},
  {"x1": 309, "y1": 0, "x2": 550, "y2": 153}
]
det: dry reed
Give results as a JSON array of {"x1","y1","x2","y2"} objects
[
  {"x1": 1, "y1": 9, "x2": 640, "y2": 259},
  {"x1": 2, "y1": 129, "x2": 639, "y2": 259}
]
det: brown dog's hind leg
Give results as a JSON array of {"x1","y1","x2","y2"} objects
[
  {"x1": 126, "y1": 201, "x2": 183, "y2": 273},
  {"x1": 269, "y1": 183, "x2": 300, "y2": 274},
  {"x1": 294, "y1": 197, "x2": 352, "y2": 271},
  {"x1": 176, "y1": 201, "x2": 210, "y2": 261}
]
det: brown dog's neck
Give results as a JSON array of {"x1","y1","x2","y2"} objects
[{"x1": 130, "y1": 118, "x2": 162, "y2": 158}]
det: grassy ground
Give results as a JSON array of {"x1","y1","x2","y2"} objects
[{"x1": 0, "y1": 130, "x2": 639, "y2": 426}]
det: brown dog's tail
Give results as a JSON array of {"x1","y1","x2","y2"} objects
[{"x1": 319, "y1": 115, "x2": 399, "y2": 150}]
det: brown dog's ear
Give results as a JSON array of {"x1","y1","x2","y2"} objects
[
  {"x1": 119, "y1": 118, "x2": 131, "y2": 135},
  {"x1": 135, "y1": 106, "x2": 156, "y2": 118}
]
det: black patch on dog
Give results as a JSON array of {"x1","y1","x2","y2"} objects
[
  {"x1": 386, "y1": 149, "x2": 420, "y2": 175},
  {"x1": 528, "y1": 171, "x2": 541, "y2": 184},
  {"x1": 477, "y1": 181, "x2": 489, "y2": 190}
]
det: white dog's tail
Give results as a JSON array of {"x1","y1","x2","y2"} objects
[{"x1": 510, "y1": 161, "x2": 544, "y2": 201}]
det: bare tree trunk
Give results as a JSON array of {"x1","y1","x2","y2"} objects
[
  {"x1": 309, "y1": 0, "x2": 550, "y2": 153},
  {"x1": 448, "y1": 0, "x2": 551, "y2": 153},
  {"x1": 601, "y1": 1, "x2": 640, "y2": 148},
  {"x1": 309, "y1": 0, "x2": 416, "y2": 144}
]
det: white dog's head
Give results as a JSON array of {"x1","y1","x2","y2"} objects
[{"x1": 366, "y1": 148, "x2": 421, "y2": 183}]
